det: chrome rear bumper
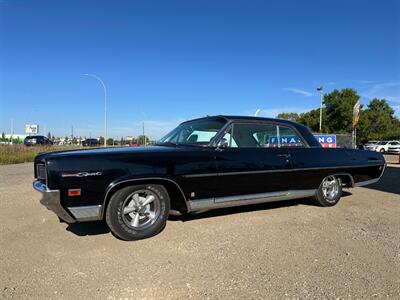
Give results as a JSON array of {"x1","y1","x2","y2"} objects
[{"x1": 33, "y1": 180, "x2": 76, "y2": 223}]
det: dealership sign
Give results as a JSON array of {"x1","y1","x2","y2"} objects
[
  {"x1": 25, "y1": 124, "x2": 39, "y2": 134},
  {"x1": 268, "y1": 136, "x2": 302, "y2": 145},
  {"x1": 314, "y1": 135, "x2": 337, "y2": 148}
]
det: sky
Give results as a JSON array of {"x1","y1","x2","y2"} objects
[{"x1": 0, "y1": 0, "x2": 399, "y2": 139}]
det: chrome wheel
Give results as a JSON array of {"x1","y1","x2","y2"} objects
[
  {"x1": 121, "y1": 189, "x2": 161, "y2": 230},
  {"x1": 321, "y1": 176, "x2": 339, "y2": 203}
]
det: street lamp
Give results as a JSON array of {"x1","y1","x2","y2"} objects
[
  {"x1": 317, "y1": 86, "x2": 323, "y2": 133},
  {"x1": 83, "y1": 73, "x2": 108, "y2": 147}
]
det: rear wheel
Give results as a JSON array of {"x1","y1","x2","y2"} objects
[
  {"x1": 312, "y1": 176, "x2": 342, "y2": 207},
  {"x1": 105, "y1": 184, "x2": 170, "y2": 240}
]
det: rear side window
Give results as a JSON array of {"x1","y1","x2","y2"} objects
[{"x1": 227, "y1": 123, "x2": 305, "y2": 148}]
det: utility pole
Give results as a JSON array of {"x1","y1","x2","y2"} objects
[
  {"x1": 10, "y1": 119, "x2": 14, "y2": 143},
  {"x1": 142, "y1": 122, "x2": 146, "y2": 146},
  {"x1": 71, "y1": 126, "x2": 74, "y2": 140},
  {"x1": 83, "y1": 73, "x2": 108, "y2": 147},
  {"x1": 317, "y1": 86, "x2": 324, "y2": 133}
]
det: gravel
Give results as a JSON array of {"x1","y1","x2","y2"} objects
[{"x1": 1, "y1": 163, "x2": 399, "y2": 299}]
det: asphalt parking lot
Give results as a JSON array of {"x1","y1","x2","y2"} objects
[{"x1": 1, "y1": 163, "x2": 399, "y2": 299}]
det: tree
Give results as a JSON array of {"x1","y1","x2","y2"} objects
[
  {"x1": 361, "y1": 98, "x2": 400, "y2": 141},
  {"x1": 298, "y1": 108, "x2": 329, "y2": 133},
  {"x1": 106, "y1": 138, "x2": 114, "y2": 146},
  {"x1": 1, "y1": 132, "x2": 5, "y2": 140},
  {"x1": 47, "y1": 132, "x2": 51, "y2": 140},
  {"x1": 323, "y1": 88, "x2": 360, "y2": 133},
  {"x1": 137, "y1": 135, "x2": 150, "y2": 146},
  {"x1": 274, "y1": 89, "x2": 400, "y2": 141},
  {"x1": 276, "y1": 112, "x2": 300, "y2": 122}
]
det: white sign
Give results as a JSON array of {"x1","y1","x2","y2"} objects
[{"x1": 25, "y1": 124, "x2": 39, "y2": 134}]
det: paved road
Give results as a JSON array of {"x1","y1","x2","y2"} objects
[{"x1": 1, "y1": 163, "x2": 399, "y2": 299}]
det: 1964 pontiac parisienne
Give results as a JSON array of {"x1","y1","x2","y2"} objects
[{"x1": 33, "y1": 116, "x2": 385, "y2": 240}]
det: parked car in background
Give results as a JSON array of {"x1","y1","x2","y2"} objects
[
  {"x1": 82, "y1": 138, "x2": 100, "y2": 147},
  {"x1": 368, "y1": 141, "x2": 400, "y2": 153},
  {"x1": 363, "y1": 141, "x2": 379, "y2": 151},
  {"x1": 24, "y1": 135, "x2": 53, "y2": 146},
  {"x1": 33, "y1": 115, "x2": 385, "y2": 241},
  {"x1": 387, "y1": 142, "x2": 400, "y2": 154}
]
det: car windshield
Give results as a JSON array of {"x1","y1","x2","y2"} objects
[
  {"x1": 157, "y1": 119, "x2": 226, "y2": 146},
  {"x1": 377, "y1": 141, "x2": 387, "y2": 145}
]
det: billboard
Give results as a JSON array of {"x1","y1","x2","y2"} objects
[
  {"x1": 25, "y1": 124, "x2": 39, "y2": 134},
  {"x1": 314, "y1": 135, "x2": 337, "y2": 148}
]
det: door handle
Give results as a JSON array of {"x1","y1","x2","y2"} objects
[{"x1": 277, "y1": 153, "x2": 291, "y2": 158}]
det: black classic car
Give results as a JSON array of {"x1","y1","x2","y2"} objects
[{"x1": 33, "y1": 116, "x2": 385, "y2": 240}]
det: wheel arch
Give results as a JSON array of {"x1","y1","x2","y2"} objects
[
  {"x1": 101, "y1": 177, "x2": 189, "y2": 219},
  {"x1": 329, "y1": 172, "x2": 354, "y2": 188}
]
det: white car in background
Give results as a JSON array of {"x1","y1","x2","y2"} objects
[
  {"x1": 363, "y1": 141, "x2": 379, "y2": 150},
  {"x1": 388, "y1": 141, "x2": 400, "y2": 154},
  {"x1": 369, "y1": 140, "x2": 400, "y2": 153}
]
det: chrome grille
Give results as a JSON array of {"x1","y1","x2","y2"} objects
[{"x1": 36, "y1": 164, "x2": 46, "y2": 180}]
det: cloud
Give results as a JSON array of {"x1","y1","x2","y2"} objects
[
  {"x1": 361, "y1": 81, "x2": 400, "y2": 104},
  {"x1": 362, "y1": 81, "x2": 400, "y2": 98},
  {"x1": 353, "y1": 80, "x2": 377, "y2": 84},
  {"x1": 359, "y1": 81, "x2": 400, "y2": 116},
  {"x1": 283, "y1": 88, "x2": 313, "y2": 97}
]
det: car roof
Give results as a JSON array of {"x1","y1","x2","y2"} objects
[
  {"x1": 180, "y1": 115, "x2": 323, "y2": 148},
  {"x1": 182, "y1": 115, "x2": 298, "y2": 126}
]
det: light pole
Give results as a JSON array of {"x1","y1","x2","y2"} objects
[
  {"x1": 83, "y1": 73, "x2": 107, "y2": 147},
  {"x1": 317, "y1": 86, "x2": 323, "y2": 133}
]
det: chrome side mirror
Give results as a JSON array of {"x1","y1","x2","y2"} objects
[{"x1": 217, "y1": 138, "x2": 229, "y2": 149}]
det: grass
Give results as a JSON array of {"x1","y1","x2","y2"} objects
[{"x1": 0, "y1": 144, "x2": 84, "y2": 165}]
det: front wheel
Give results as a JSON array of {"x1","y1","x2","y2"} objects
[
  {"x1": 379, "y1": 148, "x2": 385, "y2": 153},
  {"x1": 105, "y1": 184, "x2": 170, "y2": 240},
  {"x1": 312, "y1": 176, "x2": 342, "y2": 207}
]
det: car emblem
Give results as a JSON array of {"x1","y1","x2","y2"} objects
[{"x1": 62, "y1": 172, "x2": 102, "y2": 178}]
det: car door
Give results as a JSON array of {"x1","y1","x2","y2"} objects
[{"x1": 214, "y1": 122, "x2": 303, "y2": 198}]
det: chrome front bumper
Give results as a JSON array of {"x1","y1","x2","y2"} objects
[{"x1": 33, "y1": 180, "x2": 76, "y2": 223}]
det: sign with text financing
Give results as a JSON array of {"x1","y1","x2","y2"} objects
[
  {"x1": 268, "y1": 136, "x2": 302, "y2": 145},
  {"x1": 25, "y1": 124, "x2": 39, "y2": 134},
  {"x1": 314, "y1": 135, "x2": 337, "y2": 148}
]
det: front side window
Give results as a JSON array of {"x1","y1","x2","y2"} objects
[
  {"x1": 157, "y1": 119, "x2": 226, "y2": 146},
  {"x1": 224, "y1": 123, "x2": 305, "y2": 148}
]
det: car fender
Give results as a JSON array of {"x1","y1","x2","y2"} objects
[{"x1": 100, "y1": 175, "x2": 189, "y2": 218}]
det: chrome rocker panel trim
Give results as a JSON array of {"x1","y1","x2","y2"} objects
[
  {"x1": 33, "y1": 180, "x2": 76, "y2": 223},
  {"x1": 188, "y1": 189, "x2": 316, "y2": 212},
  {"x1": 354, "y1": 163, "x2": 386, "y2": 187},
  {"x1": 68, "y1": 205, "x2": 102, "y2": 221}
]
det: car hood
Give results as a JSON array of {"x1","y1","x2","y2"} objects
[{"x1": 35, "y1": 145, "x2": 193, "y2": 161}]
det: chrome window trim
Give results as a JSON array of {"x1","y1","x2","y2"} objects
[
  {"x1": 208, "y1": 120, "x2": 233, "y2": 147},
  {"x1": 210, "y1": 120, "x2": 310, "y2": 149}
]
